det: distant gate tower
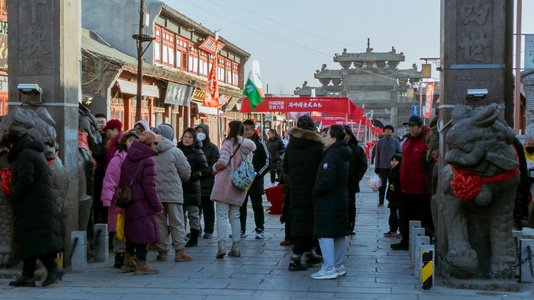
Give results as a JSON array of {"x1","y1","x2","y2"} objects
[{"x1": 295, "y1": 40, "x2": 435, "y2": 130}]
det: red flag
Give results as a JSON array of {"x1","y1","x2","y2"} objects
[{"x1": 203, "y1": 40, "x2": 219, "y2": 108}]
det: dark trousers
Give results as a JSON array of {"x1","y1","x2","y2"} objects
[
  {"x1": 293, "y1": 236, "x2": 314, "y2": 255},
  {"x1": 348, "y1": 190, "x2": 356, "y2": 226},
  {"x1": 239, "y1": 193, "x2": 265, "y2": 232},
  {"x1": 388, "y1": 205, "x2": 401, "y2": 233},
  {"x1": 378, "y1": 169, "x2": 390, "y2": 204},
  {"x1": 22, "y1": 252, "x2": 57, "y2": 277},
  {"x1": 284, "y1": 219, "x2": 293, "y2": 241},
  {"x1": 125, "y1": 241, "x2": 148, "y2": 261},
  {"x1": 399, "y1": 193, "x2": 434, "y2": 245},
  {"x1": 270, "y1": 169, "x2": 277, "y2": 184},
  {"x1": 200, "y1": 195, "x2": 215, "y2": 234}
]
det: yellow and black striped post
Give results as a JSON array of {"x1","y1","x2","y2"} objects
[{"x1": 421, "y1": 247, "x2": 434, "y2": 290}]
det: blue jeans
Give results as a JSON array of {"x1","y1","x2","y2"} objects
[{"x1": 318, "y1": 237, "x2": 346, "y2": 271}]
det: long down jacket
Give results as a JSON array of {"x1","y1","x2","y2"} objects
[
  {"x1": 101, "y1": 149, "x2": 127, "y2": 232},
  {"x1": 283, "y1": 127, "x2": 324, "y2": 238},
  {"x1": 179, "y1": 140, "x2": 209, "y2": 206},
  {"x1": 313, "y1": 140, "x2": 350, "y2": 238},
  {"x1": 8, "y1": 134, "x2": 64, "y2": 260},
  {"x1": 154, "y1": 138, "x2": 191, "y2": 203},
  {"x1": 211, "y1": 136, "x2": 256, "y2": 206},
  {"x1": 197, "y1": 124, "x2": 220, "y2": 197},
  {"x1": 120, "y1": 140, "x2": 163, "y2": 245}
]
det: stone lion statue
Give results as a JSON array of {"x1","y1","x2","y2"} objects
[{"x1": 438, "y1": 104, "x2": 519, "y2": 279}]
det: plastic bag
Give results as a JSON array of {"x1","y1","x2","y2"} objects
[
  {"x1": 116, "y1": 211, "x2": 126, "y2": 242},
  {"x1": 370, "y1": 174, "x2": 382, "y2": 192}
]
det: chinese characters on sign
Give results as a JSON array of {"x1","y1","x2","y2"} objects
[
  {"x1": 269, "y1": 101, "x2": 285, "y2": 110},
  {"x1": 287, "y1": 101, "x2": 323, "y2": 109},
  {"x1": 526, "y1": 34, "x2": 534, "y2": 70}
]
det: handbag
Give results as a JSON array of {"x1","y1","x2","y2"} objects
[
  {"x1": 116, "y1": 211, "x2": 126, "y2": 242},
  {"x1": 116, "y1": 159, "x2": 144, "y2": 209},
  {"x1": 227, "y1": 150, "x2": 257, "y2": 191}
]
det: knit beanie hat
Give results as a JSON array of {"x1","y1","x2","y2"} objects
[
  {"x1": 153, "y1": 124, "x2": 174, "y2": 141},
  {"x1": 297, "y1": 115, "x2": 316, "y2": 131}
]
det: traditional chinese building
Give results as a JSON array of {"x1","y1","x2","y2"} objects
[
  {"x1": 81, "y1": 0, "x2": 249, "y2": 142},
  {"x1": 0, "y1": 0, "x2": 7, "y2": 116},
  {"x1": 294, "y1": 40, "x2": 439, "y2": 130}
]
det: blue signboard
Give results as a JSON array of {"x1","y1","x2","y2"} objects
[{"x1": 412, "y1": 105, "x2": 419, "y2": 116}]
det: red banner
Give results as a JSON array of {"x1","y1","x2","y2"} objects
[
  {"x1": 241, "y1": 97, "x2": 362, "y2": 119},
  {"x1": 203, "y1": 40, "x2": 220, "y2": 108},
  {"x1": 424, "y1": 82, "x2": 434, "y2": 119}
]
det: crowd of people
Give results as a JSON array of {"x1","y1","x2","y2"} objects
[{"x1": 8, "y1": 111, "x2": 473, "y2": 286}]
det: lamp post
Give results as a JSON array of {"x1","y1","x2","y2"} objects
[{"x1": 132, "y1": 0, "x2": 155, "y2": 122}]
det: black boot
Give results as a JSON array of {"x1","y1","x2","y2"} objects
[
  {"x1": 42, "y1": 267, "x2": 65, "y2": 287},
  {"x1": 114, "y1": 252, "x2": 124, "y2": 268},
  {"x1": 185, "y1": 228, "x2": 199, "y2": 247},
  {"x1": 9, "y1": 275, "x2": 36, "y2": 287}
]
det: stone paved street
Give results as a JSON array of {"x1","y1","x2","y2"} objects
[{"x1": 1, "y1": 170, "x2": 533, "y2": 299}]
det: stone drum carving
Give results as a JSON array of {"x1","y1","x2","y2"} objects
[{"x1": 439, "y1": 104, "x2": 519, "y2": 278}]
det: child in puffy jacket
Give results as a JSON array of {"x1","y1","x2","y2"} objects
[{"x1": 385, "y1": 154, "x2": 404, "y2": 237}]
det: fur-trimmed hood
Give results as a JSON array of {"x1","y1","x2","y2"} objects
[{"x1": 287, "y1": 127, "x2": 324, "y2": 145}]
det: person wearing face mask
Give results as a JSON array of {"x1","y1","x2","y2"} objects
[
  {"x1": 178, "y1": 128, "x2": 210, "y2": 247},
  {"x1": 195, "y1": 124, "x2": 220, "y2": 239}
]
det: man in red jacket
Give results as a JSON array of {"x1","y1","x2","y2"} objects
[{"x1": 391, "y1": 116, "x2": 434, "y2": 250}]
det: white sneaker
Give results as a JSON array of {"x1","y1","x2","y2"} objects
[
  {"x1": 335, "y1": 265, "x2": 347, "y2": 276},
  {"x1": 255, "y1": 229, "x2": 264, "y2": 239},
  {"x1": 311, "y1": 268, "x2": 338, "y2": 280}
]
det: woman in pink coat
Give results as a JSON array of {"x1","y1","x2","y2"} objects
[
  {"x1": 101, "y1": 129, "x2": 141, "y2": 268},
  {"x1": 211, "y1": 121, "x2": 256, "y2": 258}
]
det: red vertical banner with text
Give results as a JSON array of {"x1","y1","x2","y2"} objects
[{"x1": 424, "y1": 82, "x2": 434, "y2": 119}]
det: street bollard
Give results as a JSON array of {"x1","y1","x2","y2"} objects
[
  {"x1": 410, "y1": 227, "x2": 425, "y2": 264},
  {"x1": 93, "y1": 224, "x2": 108, "y2": 262},
  {"x1": 520, "y1": 239, "x2": 534, "y2": 283},
  {"x1": 71, "y1": 231, "x2": 87, "y2": 272},
  {"x1": 513, "y1": 230, "x2": 522, "y2": 277},
  {"x1": 418, "y1": 245, "x2": 434, "y2": 290},
  {"x1": 408, "y1": 221, "x2": 421, "y2": 260},
  {"x1": 414, "y1": 235, "x2": 430, "y2": 277}
]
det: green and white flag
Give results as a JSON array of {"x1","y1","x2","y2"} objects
[{"x1": 244, "y1": 78, "x2": 263, "y2": 111}]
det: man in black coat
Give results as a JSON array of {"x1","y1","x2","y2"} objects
[
  {"x1": 2, "y1": 132, "x2": 65, "y2": 287},
  {"x1": 283, "y1": 115, "x2": 324, "y2": 271},
  {"x1": 240, "y1": 120, "x2": 270, "y2": 239}
]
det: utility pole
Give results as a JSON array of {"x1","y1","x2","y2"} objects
[{"x1": 133, "y1": 0, "x2": 154, "y2": 121}]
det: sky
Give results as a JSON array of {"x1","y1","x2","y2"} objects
[{"x1": 166, "y1": 0, "x2": 534, "y2": 96}]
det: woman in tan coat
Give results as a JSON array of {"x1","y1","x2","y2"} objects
[{"x1": 211, "y1": 121, "x2": 256, "y2": 258}]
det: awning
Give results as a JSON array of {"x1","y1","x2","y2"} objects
[
  {"x1": 223, "y1": 97, "x2": 240, "y2": 112},
  {"x1": 164, "y1": 82, "x2": 193, "y2": 106},
  {"x1": 196, "y1": 102, "x2": 219, "y2": 115},
  {"x1": 116, "y1": 79, "x2": 160, "y2": 98}
]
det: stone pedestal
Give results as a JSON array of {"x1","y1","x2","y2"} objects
[{"x1": 7, "y1": 0, "x2": 81, "y2": 266}]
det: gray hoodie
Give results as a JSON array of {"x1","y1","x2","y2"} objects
[{"x1": 153, "y1": 137, "x2": 191, "y2": 203}]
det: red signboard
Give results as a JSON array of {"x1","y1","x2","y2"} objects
[
  {"x1": 424, "y1": 82, "x2": 434, "y2": 119},
  {"x1": 199, "y1": 36, "x2": 225, "y2": 55},
  {"x1": 241, "y1": 97, "x2": 362, "y2": 119}
]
